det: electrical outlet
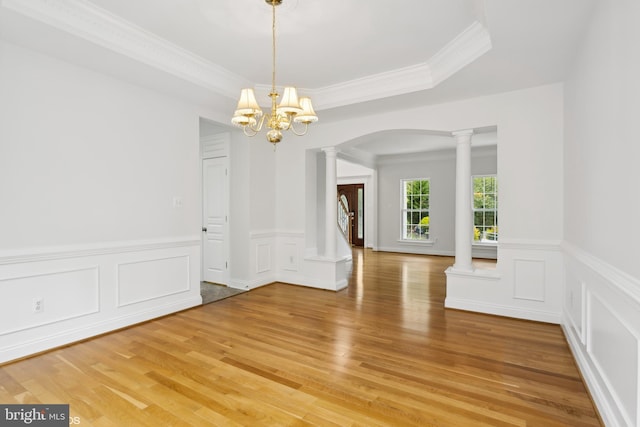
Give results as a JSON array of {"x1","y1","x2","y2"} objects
[{"x1": 33, "y1": 297, "x2": 44, "y2": 313}]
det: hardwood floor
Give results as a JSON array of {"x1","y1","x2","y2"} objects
[{"x1": 0, "y1": 249, "x2": 602, "y2": 426}]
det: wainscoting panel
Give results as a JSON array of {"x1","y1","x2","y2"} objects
[
  {"x1": 513, "y1": 258, "x2": 545, "y2": 302},
  {"x1": 241, "y1": 230, "x2": 351, "y2": 291},
  {"x1": 564, "y1": 266, "x2": 585, "y2": 344},
  {"x1": 445, "y1": 239, "x2": 563, "y2": 323},
  {"x1": 563, "y1": 242, "x2": 640, "y2": 427},
  {"x1": 0, "y1": 238, "x2": 201, "y2": 364},
  {"x1": 239, "y1": 231, "x2": 276, "y2": 289},
  {"x1": 256, "y1": 244, "x2": 271, "y2": 274},
  {"x1": 588, "y1": 293, "x2": 638, "y2": 425},
  {"x1": 0, "y1": 267, "x2": 99, "y2": 335},
  {"x1": 117, "y1": 255, "x2": 190, "y2": 307},
  {"x1": 282, "y1": 242, "x2": 299, "y2": 272}
]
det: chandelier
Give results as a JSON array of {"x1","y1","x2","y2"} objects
[{"x1": 231, "y1": 0, "x2": 318, "y2": 145}]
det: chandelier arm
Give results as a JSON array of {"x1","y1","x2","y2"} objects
[
  {"x1": 243, "y1": 126, "x2": 258, "y2": 137},
  {"x1": 254, "y1": 114, "x2": 267, "y2": 132},
  {"x1": 289, "y1": 120, "x2": 309, "y2": 136}
]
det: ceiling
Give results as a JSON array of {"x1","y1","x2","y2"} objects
[{"x1": 0, "y1": 0, "x2": 596, "y2": 157}]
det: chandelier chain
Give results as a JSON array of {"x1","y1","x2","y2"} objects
[
  {"x1": 271, "y1": 1, "x2": 276, "y2": 94},
  {"x1": 231, "y1": 0, "x2": 318, "y2": 145}
]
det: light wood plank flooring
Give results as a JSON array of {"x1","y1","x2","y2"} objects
[{"x1": 0, "y1": 249, "x2": 601, "y2": 426}]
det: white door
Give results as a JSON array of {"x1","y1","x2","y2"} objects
[{"x1": 202, "y1": 157, "x2": 229, "y2": 284}]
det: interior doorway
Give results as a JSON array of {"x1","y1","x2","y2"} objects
[
  {"x1": 202, "y1": 156, "x2": 229, "y2": 284},
  {"x1": 199, "y1": 120, "x2": 231, "y2": 286},
  {"x1": 338, "y1": 184, "x2": 365, "y2": 247}
]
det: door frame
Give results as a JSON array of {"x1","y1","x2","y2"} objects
[
  {"x1": 200, "y1": 131, "x2": 230, "y2": 285},
  {"x1": 338, "y1": 183, "x2": 365, "y2": 247}
]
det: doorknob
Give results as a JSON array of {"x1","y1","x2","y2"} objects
[{"x1": 202, "y1": 227, "x2": 207, "y2": 232}]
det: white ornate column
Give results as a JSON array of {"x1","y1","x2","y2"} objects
[
  {"x1": 452, "y1": 130, "x2": 474, "y2": 272},
  {"x1": 322, "y1": 147, "x2": 337, "y2": 259}
]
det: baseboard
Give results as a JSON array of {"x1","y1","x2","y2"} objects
[
  {"x1": 562, "y1": 243, "x2": 639, "y2": 427},
  {"x1": 375, "y1": 246, "x2": 455, "y2": 257},
  {"x1": 0, "y1": 296, "x2": 201, "y2": 364},
  {"x1": 561, "y1": 321, "x2": 619, "y2": 427},
  {"x1": 0, "y1": 238, "x2": 201, "y2": 364},
  {"x1": 445, "y1": 297, "x2": 561, "y2": 324},
  {"x1": 229, "y1": 277, "x2": 274, "y2": 290}
]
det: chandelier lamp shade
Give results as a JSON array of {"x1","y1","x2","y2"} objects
[{"x1": 231, "y1": 0, "x2": 318, "y2": 145}]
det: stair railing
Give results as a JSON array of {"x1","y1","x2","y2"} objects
[{"x1": 337, "y1": 197, "x2": 353, "y2": 245}]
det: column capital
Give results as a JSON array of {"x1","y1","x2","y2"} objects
[
  {"x1": 321, "y1": 146, "x2": 337, "y2": 156},
  {"x1": 451, "y1": 129, "x2": 474, "y2": 138}
]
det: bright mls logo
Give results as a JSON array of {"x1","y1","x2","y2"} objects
[{"x1": 0, "y1": 405, "x2": 69, "y2": 426}]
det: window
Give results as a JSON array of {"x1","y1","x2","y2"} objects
[
  {"x1": 473, "y1": 175, "x2": 498, "y2": 243},
  {"x1": 402, "y1": 179, "x2": 430, "y2": 240}
]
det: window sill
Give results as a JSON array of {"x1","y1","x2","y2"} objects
[
  {"x1": 473, "y1": 241, "x2": 498, "y2": 247},
  {"x1": 397, "y1": 239, "x2": 435, "y2": 247}
]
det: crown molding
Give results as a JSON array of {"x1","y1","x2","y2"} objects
[
  {"x1": 1, "y1": 0, "x2": 247, "y2": 100},
  {"x1": 308, "y1": 21, "x2": 491, "y2": 110},
  {"x1": 2, "y1": 0, "x2": 492, "y2": 110},
  {"x1": 428, "y1": 20, "x2": 492, "y2": 86},
  {"x1": 310, "y1": 62, "x2": 434, "y2": 111}
]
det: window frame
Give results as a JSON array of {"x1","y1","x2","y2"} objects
[
  {"x1": 472, "y1": 174, "x2": 498, "y2": 245},
  {"x1": 400, "y1": 178, "x2": 432, "y2": 243}
]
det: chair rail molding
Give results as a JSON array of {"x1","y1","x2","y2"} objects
[{"x1": 0, "y1": 237, "x2": 201, "y2": 364}]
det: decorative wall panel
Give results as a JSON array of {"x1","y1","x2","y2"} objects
[
  {"x1": 117, "y1": 255, "x2": 190, "y2": 307},
  {"x1": 513, "y1": 259, "x2": 545, "y2": 302},
  {"x1": 0, "y1": 267, "x2": 99, "y2": 335}
]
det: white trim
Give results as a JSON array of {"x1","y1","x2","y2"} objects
[
  {"x1": 0, "y1": 266, "x2": 101, "y2": 335},
  {"x1": 472, "y1": 241, "x2": 498, "y2": 247},
  {"x1": 396, "y1": 239, "x2": 435, "y2": 246},
  {"x1": 308, "y1": 62, "x2": 433, "y2": 110},
  {"x1": 500, "y1": 239, "x2": 563, "y2": 252},
  {"x1": 1, "y1": 0, "x2": 492, "y2": 110},
  {"x1": 229, "y1": 277, "x2": 273, "y2": 291},
  {"x1": 375, "y1": 246, "x2": 454, "y2": 257},
  {"x1": 446, "y1": 297, "x2": 561, "y2": 324},
  {"x1": 0, "y1": 296, "x2": 201, "y2": 364},
  {"x1": 312, "y1": 21, "x2": 492, "y2": 110},
  {"x1": 250, "y1": 230, "x2": 305, "y2": 239},
  {"x1": 0, "y1": 237, "x2": 200, "y2": 265},
  {"x1": 428, "y1": 21, "x2": 492, "y2": 86},
  {"x1": 116, "y1": 255, "x2": 191, "y2": 308},
  {"x1": 562, "y1": 241, "x2": 640, "y2": 304},
  {"x1": 562, "y1": 243, "x2": 640, "y2": 427},
  {"x1": 562, "y1": 322, "x2": 624, "y2": 427},
  {"x1": 445, "y1": 266, "x2": 501, "y2": 280},
  {"x1": 1, "y1": 0, "x2": 246, "y2": 100}
]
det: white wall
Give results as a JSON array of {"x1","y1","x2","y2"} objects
[
  {"x1": 376, "y1": 146, "x2": 496, "y2": 257},
  {"x1": 444, "y1": 85, "x2": 564, "y2": 323},
  {"x1": 247, "y1": 135, "x2": 279, "y2": 288},
  {"x1": 0, "y1": 41, "x2": 202, "y2": 363},
  {"x1": 0, "y1": 41, "x2": 201, "y2": 249},
  {"x1": 228, "y1": 132, "x2": 251, "y2": 286},
  {"x1": 275, "y1": 84, "x2": 563, "y2": 318},
  {"x1": 226, "y1": 129, "x2": 281, "y2": 290},
  {"x1": 563, "y1": 1, "x2": 640, "y2": 426}
]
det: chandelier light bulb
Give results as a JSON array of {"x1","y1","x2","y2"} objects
[{"x1": 230, "y1": 0, "x2": 318, "y2": 146}]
